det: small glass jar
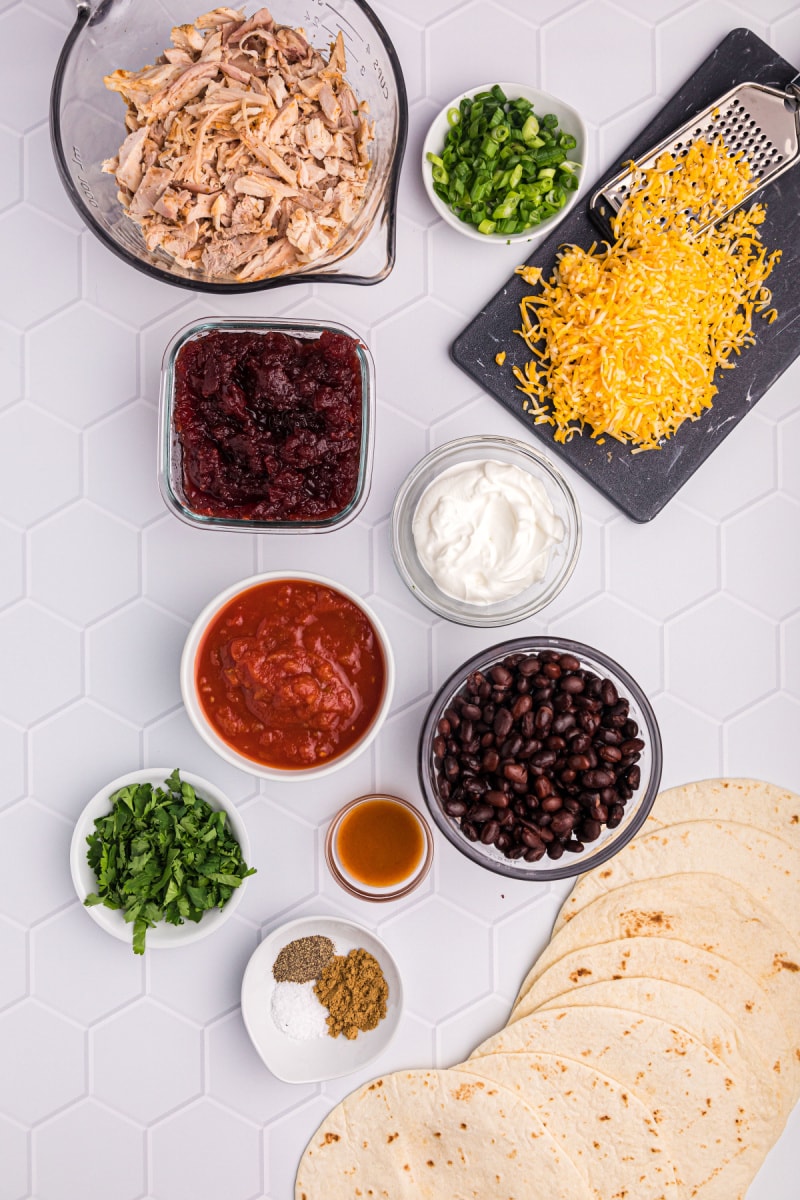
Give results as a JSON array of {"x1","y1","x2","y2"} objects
[
  {"x1": 158, "y1": 316, "x2": 375, "y2": 533},
  {"x1": 325, "y1": 794, "x2": 434, "y2": 902}
]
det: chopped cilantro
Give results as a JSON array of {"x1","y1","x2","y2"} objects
[{"x1": 84, "y1": 769, "x2": 255, "y2": 954}]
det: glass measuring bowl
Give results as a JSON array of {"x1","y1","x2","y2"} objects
[{"x1": 50, "y1": 0, "x2": 407, "y2": 292}]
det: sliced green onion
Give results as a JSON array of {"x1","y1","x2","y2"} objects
[
  {"x1": 521, "y1": 114, "x2": 540, "y2": 141},
  {"x1": 478, "y1": 218, "x2": 497, "y2": 235},
  {"x1": 447, "y1": 107, "x2": 460, "y2": 127}
]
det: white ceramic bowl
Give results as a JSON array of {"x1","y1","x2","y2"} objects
[
  {"x1": 70, "y1": 767, "x2": 252, "y2": 949},
  {"x1": 421, "y1": 81, "x2": 587, "y2": 244},
  {"x1": 241, "y1": 915, "x2": 403, "y2": 1083},
  {"x1": 181, "y1": 572, "x2": 395, "y2": 781}
]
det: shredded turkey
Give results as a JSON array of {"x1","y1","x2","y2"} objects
[{"x1": 101, "y1": 7, "x2": 374, "y2": 281}]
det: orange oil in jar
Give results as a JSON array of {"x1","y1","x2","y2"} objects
[{"x1": 336, "y1": 798, "x2": 425, "y2": 888}]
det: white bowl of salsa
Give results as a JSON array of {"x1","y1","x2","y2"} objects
[{"x1": 180, "y1": 572, "x2": 395, "y2": 781}]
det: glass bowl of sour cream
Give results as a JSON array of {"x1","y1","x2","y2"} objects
[{"x1": 391, "y1": 435, "x2": 581, "y2": 627}]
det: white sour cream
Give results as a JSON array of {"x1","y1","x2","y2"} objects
[{"x1": 412, "y1": 459, "x2": 564, "y2": 605}]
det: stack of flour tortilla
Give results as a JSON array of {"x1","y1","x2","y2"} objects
[{"x1": 295, "y1": 779, "x2": 800, "y2": 1200}]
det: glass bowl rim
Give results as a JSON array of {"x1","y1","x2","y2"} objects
[
  {"x1": 49, "y1": 0, "x2": 409, "y2": 293},
  {"x1": 180, "y1": 571, "x2": 396, "y2": 781},
  {"x1": 391, "y1": 434, "x2": 582, "y2": 626},
  {"x1": 417, "y1": 636, "x2": 663, "y2": 881},
  {"x1": 324, "y1": 793, "x2": 434, "y2": 902},
  {"x1": 157, "y1": 315, "x2": 375, "y2": 532}
]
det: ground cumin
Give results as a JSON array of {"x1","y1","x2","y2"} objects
[{"x1": 314, "y1": 948, "x2": 388, "y2": 1039}]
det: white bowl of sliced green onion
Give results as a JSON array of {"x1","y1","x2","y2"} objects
[{"x1": 422, "y1": 82, "x2": 587, "y2": 243}]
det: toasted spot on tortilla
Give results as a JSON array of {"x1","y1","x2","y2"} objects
[
  {"x1": 775, "y1": 957, "x2": 799, "y2": 972},
  {"x1": 386, "y1": 1132, "x2": 398, "y2": 1144},
  {"x1": 453, "y1": 1082, "x2": 483, "y2": 1101},
  {"x1": 322, "y1": 1132, "x2": 340, "y2": 1144}
]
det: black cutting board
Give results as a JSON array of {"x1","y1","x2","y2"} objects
[{"x1": 451, "y1": 29, "x2": 800, "y2": 522}]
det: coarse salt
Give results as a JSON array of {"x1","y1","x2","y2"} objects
[{"x1": 271, "y1": 981, "x2": 329, "y2": 1040}]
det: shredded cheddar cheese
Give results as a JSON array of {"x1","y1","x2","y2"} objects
[
  {"x1": 511, "y1": 137, "x2": 781, "y2": 451},
  {"x1": 495, "y1": 350, "x2": 507, "y2": 366}
]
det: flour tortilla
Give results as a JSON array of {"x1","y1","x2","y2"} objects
[
  {"x1": 295, "y1": 1067, "x2": 593, "y2": 1200},
  {"x1": 515, "y1": 874, "x2": 800, "y2": 1075},
  {"x1": 554, "y1": 822, "x2": 800, "y2": 940},
  {"x1": 647, "y1": 778, "x2": 800, "y2": 848},
  {"x1": 533, "y1": 977, "x2": 787, "y2": 1116},
  {"x1": 510, "y1": 935, "x2": 798, "y2": 1103},
  {"x1": 455, "y1": 1053, "x2": 683, "y2": 1200},
  {"x1": 469, "y1": 1007, "x2": 778, "y2": 1200}
]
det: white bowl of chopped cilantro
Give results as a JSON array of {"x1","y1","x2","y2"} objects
[
  {"x1": 422, "y1": 82, "x2": 587, "y2": 243},
  {"x1": 70, "y1": 768, "x2": 254, "y2": 954}
]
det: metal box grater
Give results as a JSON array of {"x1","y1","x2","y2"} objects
[{"x1": 589, "y1": 77, "x2": 800, "y2": 240}]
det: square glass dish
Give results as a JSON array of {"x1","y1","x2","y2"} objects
[{"x1": 158, "y1": 317, "x2": 375, "y2": 533}]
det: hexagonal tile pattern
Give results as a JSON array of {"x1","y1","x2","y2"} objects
[
  {"x1": 148, "y1": 917, "x2": 257, "y2": 1025},
  {"x1": 608, "y1": 505, "x2": 718, "y2": 620},
  {"x1": 652, "y1": 694, "x2": 721, "y2": 789},
  {"x1": 0, "y1": 1115, "x2": 28, "y2": 1200},
  {"x1": 779, "y1": 411, "x2": 800, "y2": 500},
  {"x1": 206, "y1": 1010, "x2": 317, "y2": 1125},
  {"x1": 142, "y1": 517, "x2": 257, "y2": 621},
  {"x1": 24, "y1": 122, "x2": 83, "y2": 232},
  {"x1": 0, "y1": 6, "x2": 67, "y2": 132},
  {"x1": 428, "y1": 4, "x2": 539, "y2": 104},
  {"x1": 0, "y1": 322, "x2": 22, "y2": 410},
  {"x1": 2, "y1": 4, "x2": 799, "y2": 1196},
  {"x1": 0, "y1": 126, "x2": 21, "y2": 213},
  {"x1": 0, "y1": 521, "x2": 23, "y2": 610},
  {"x1": 549, "y1": 593, "x2": 663, "y2": 697},
  {"x1": 0, "y1": 406, "x2": 80, "y2": 526},
  {"x1": 86, "y1": 602, "x2": 187, "y2": 725},
  {"x1": 32, "y1": 906, "x2": 143, "y2": 1024},
  {"x1": 725, "y1": 694, "x2": 800, "y2": 790},
  {"x1": 724, "y1": 496, "x2": 800, "y2": 620},
  {"x1": 30, "y1": 701, "x2": 140, "y2": 818},
  {"x1": 667, "y1": 596, "x2": 777, "y2": 719},
  {"x1": 29, "y1": 306, "x2": 138, "y2": 428},
  {"x1": 543, "y1": 2, "x2": 652, "y2": 122},
  {"x1": 0, "y1": 720, "x2": 25, "y2": 812},
  {"x1": 85, "y1": 401, "x2": 164, "y2": 526},
  {"x1": 0, "y1": 916, "x2": 26, "y2": 1011},
  {"x1": 0, "y1": 605, "x2": 81, "y2": 725},
  {"x1": 0, "y1": 802, "x2": 73, "y2": 926},
  {"x1": 30, "y1": 503, "x2": 139, "y2": 625},
  {"x1": 34, "y1": 1101, "x2": 144, "y2": 1200},
  {"x1": 151, "y1": 1101, "x2": 260, "y2": 1200},
  {"x1": 384, "y1": 897, "x2": 492, "y2": 1021},
  {"x1": 0, "y1": 209, "x2": 79, "y2": 328},
  {"x1": 0, "y1": 1002, "x2": 84, "y2": 1124},
  {"x1": 234, "y1": 801, "x2": 316, "y2": 925},
  {"x1": 93, "y1": 1001, "x2": 201, "y2": 1124}
]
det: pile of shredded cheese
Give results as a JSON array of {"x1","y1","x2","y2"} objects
[{"x1": 510, "y1": 137, "x2": 781, "y2": 451}]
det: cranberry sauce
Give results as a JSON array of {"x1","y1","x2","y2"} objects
[{"x1": 173, "y1": 329, "x2": 363, "y2": 521}]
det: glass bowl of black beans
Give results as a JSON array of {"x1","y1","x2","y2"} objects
[{"x1": 418, "y1": 637, "x2": 662, "y2": 881}]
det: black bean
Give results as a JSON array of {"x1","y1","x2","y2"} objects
[
  {"x1": 432, "y1": 649, "x2": 647, "y2": 865},
  {"x1": 480, "y1": 821, "x2": 500, "y2": 845},
  {"x1": 443, "y1": 799, "x2": 467, "y2": 817},
  {"x1": 518, "y1": 656, "x2": 541, "y2": 676}
]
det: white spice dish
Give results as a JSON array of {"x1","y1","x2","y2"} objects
[{"x1": 241, "y1": 915, "x2": 403, "y2": 1084}]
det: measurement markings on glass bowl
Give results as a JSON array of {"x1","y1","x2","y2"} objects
[{"x1": 71, "y1": 145, "x2": 98, "y2": 209}]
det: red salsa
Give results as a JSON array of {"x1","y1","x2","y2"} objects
[
  {"x1": 173, "y1": 329, "x2": 363, "y2": 521},
  {"x1": 195, "y1": 579, "x2": 386, "y2": 769}
]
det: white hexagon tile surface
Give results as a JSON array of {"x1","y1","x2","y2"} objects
[{"x1": 1, "y1": 1, "x2": 799, "y2": 1197}]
